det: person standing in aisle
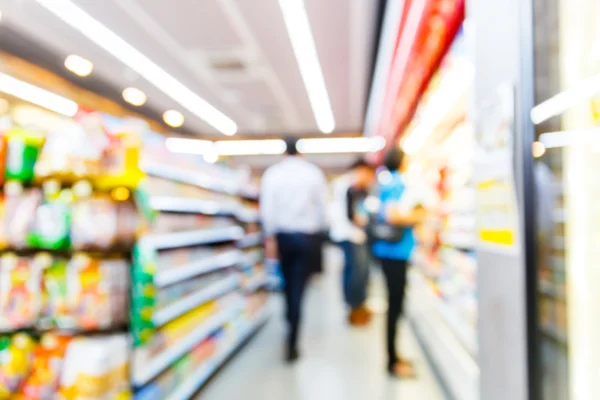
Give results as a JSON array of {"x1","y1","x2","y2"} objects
[
  {"x1": 331, "y1": 159, "x2": 376, "y2": 326},
  {"x1": 372, "y1": 148, "x2": 425, "y2": 378},
  {"x1": 260, "y1": 137, "x2": 328, "y2": 363}
]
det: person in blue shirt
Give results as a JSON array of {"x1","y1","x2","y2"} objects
[{"x1": 372, "y1": 148, "x2": 425, "y2": 378}]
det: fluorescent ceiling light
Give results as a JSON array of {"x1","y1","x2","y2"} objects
[
  {"x1": 539, "y1": 128, "x2": 600, "y2": 148},
  {"x1": 402, "y1": 62, "x2": 474, "y2": 155},
  {"x1": 122, "y1": 87, "x2": 147, "y2": 106},
  {"x1": 165, "y1": 138, "x2": 213, "y2": 155},
  {"x1": 278, "y1": 0, "x2": 335, "y2": 133},
  {"x1": 163, "y1": 110, "x2": 184, "y2": 128},
  {"x1": 165, "y1": 137, "x2": 384, "y2": 156},
  {"x1": 297, "y1": 137, "x2": 386, "y2": 154},
  {"x1": 215, "y1": 140, "x2": 286, "y2": 156},
  {"x1": 0, "y1": 72, "x2": 78, "y2": 116},
  {"x1": 36, "y1": 0, "x2": 237, "y2": 135},
  {"x1": 531, "y1": 75, "x2": 600, "y2": 125},
  {"x1": 64, "y1": 54, "x2": 93, "y2": 77}
]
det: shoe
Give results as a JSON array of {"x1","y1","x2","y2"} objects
[
  {"x1": 388, "y1": 359, "x2": 416, "y2": 379},
  {"x1": 348, "y1": 308, "x2": 368, "y2": 326},
  {"x1": 286, "y1": 347, "x2": 300, "y2": 363}
]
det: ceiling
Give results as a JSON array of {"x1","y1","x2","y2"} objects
[{"x1": 0, "y1": 0, "x2": 380, "y2": 137}]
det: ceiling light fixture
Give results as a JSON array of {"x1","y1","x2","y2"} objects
[
  {"x1": 298, "y1": 136, "x2": 385, "y2": 154},
  {"x1": 539, "y1": 128, "x2": 600, "y2": 148},
  {"x1": 122, "y1": 87, "x2": 147, "y2": 106},
  {"x1": 163, "y1": 110, "x2": 184, "y2": 128},
  {"x1": 215, "y1": 140, "x2": 287, "y2": 156},
  {"x1": 0, "y1": 72, "x2": 78, "y2": 117},
  {"x1": 297, "y1": 137, "x2": 386, "y2": 154},
  {"x1": 402, "y1": 63, "x2": 474, "y2": 155},
  {"x1": 278, "y1": 0, "x2": 335, "y2": 134},
  {"x1": 64, "y1": 54, "x2": 93, "y2": 77},
  {"x1": 531, "y1": 74, "x2": 600, "y2": 125},
  {"x1": 36, "y1": 0, "x2": 237, "y2": 135},
  {"x1": 165, "y1": 138, "x2": 213, "y2": 154},
  {"x1": 165, "y1": 137, "x2": 384, "y2": 156}
]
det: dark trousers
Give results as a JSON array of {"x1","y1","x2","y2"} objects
[
  {"x1": 277, "y1": 233, "x2": 313, "y2": 351},
  {"x1": 379, "y1": 258, "x2": 409, "y2": 368},
  {"x1": 340, "y1": 241, "x2": 370, "y2": 309}
]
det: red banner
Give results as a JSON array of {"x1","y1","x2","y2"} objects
[{"x1": 377, "y1": 0, "x2": 465, "y2": 151}]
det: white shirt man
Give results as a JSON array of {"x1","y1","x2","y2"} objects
[{"x1": 260, "y1": 137, "x2": 327, "y2": 362}]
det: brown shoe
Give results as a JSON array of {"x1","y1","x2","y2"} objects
[
  {"x1": 388, "y1": 359, "x2": 416, "y2": 378},
  {"x1": 348, "y1": 308, "x2": 369, "y2": 326}
]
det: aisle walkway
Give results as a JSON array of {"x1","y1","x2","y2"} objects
[{"x1": 200, "y1": 248, "x2": 445, "y2": 400}]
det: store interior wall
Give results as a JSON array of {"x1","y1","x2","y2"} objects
[{"x1": 468, "y1": 0, "x2": 534, "y2": 398}]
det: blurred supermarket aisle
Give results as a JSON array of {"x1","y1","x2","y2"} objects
[{"x1": 199, "y1": 247, "x2": 445, "y2": 400}]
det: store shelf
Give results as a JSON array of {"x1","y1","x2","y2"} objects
[
  {"x1": 553, "y1": 208, "x2": 566, "y2": 223},
  {"x1": 143, "y1": 226, "x2": 244, "y2": 250},
  {"x1": 238, "y1": 232, "x2": 262, "y2": 249},
  {"x1": 441, "y1": 231, "x2": 476, "y2": 251},
  {"x1": 538, "y1": 280, "x2": 566, "y2": 301},
  {"x1": 155, "y1": 249, "x2": 242, "y2": 287},
  {"x1": 412, "y1": 273, "x2": 478, "y2": 355},
  {"x1": 540, "y1": 324, "x2": 568, "y2": 346},
  {"x1": 153, "y1": 276, "x2": 239, "y2": 327},
  {"x1": 133, "y1": 304, "x2": 241, "y2": 387},
  {"x1": 241, "y1": 249, "x2": 262, "y2": 267},
  {"x1": 243, "y1": 273, "x2": 269, "y2": 293},
  {"x1": 408, "y1": 271, "x2": 479, "y2": 400},
  {"x1": 150, "y1": 196, "x2": 240, "y2": 216},
  {"x1": 143, "y1": 163, "x2": 239, "y2": 195},
  {"x1": 164, "y1": 307, "x2": 269, "y2": 400},
  {"x1": 237, "y1": 208, "x2": 260, "y2": 223}
]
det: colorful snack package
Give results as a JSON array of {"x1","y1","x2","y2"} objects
[
  {"x1": 0, "y1": 334, "x2": 35, "y2": 398},
  {"x1": 0, "y1": 254, "x2": 44, "y2": 330},
  {"x1": 20, "y1": 334, "x2": 71, "y2": 400}
]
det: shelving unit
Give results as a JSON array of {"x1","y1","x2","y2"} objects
[{"x1": 131, "y1": 157, "x2": 268, "y2": 398}]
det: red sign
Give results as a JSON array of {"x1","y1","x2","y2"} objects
[{"x1": 376, "y1": 0, "x2": 465, "y2": 152}]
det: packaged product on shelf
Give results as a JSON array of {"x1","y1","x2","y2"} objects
[
  {"x1": 5, "y1": 128, "x2": 44, "y2": 185},
  {"x1": 59, "y1": 335, "x2": 130, "y2": 399},
  {"x1": 0, "y1": 333, "x2": 35, "y2": 398},
  {"x1": 0, "y1": 134, "x2": 7, "y2": 186},
  {"x1": 28, "y1": 183, "x2": 71, "y2": 251},
  {"x1": 0, "y1": 193, "x2": 7, "y2": 250},
  {"x1": 4, "y1": 184, "x2": 42, "y2": 249},
  {"x1": 65, "y1": 254, "x2": 129, "y2": 331},
  {"x1": 70, "y1": 179, "x2": 141, "y2": 251},
  {"x1": 95, "y1": 132, "x2": 144, "y2": 190},
  {"x1": 34, "y1": 124, "x2": 103, "y2": 183},
  {"x1": 0, "y1": 254, "x2": 45, "y2": 331},
  {"x1": 40, "y1": 256, "x2": 69, "y2": 330},
  {"x1": 19, "y1": 334, "x2": 72, "y2": 400},
  {"x1": 71, "y1": 193, "x2": 119, "y2": 251}
]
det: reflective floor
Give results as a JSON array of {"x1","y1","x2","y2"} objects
[{"x1": 199, "y1": 248, "x2": 445, "y2": 400}]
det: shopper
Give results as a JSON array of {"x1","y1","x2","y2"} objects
[
  {"x1": 331, "y1": 159, "x2": 376, "y2": 326},
  {"x1": 260, "y1": 137, "x2": 328, "y2": 363},
  {"x1": 371, "y1": 148, "x2": 425, "y2": 378}
]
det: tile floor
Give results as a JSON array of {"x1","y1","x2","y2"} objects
[{"x1": 199, "y1": 248, "x2": 446, "y2": 400}]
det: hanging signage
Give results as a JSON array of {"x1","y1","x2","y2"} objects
[{"x1": 377, "y1": 0, "x2": 466, "y2": 149}]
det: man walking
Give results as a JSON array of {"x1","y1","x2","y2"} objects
[{"x1": 260, "y1": 137, "x2": 328, "y2": 362}]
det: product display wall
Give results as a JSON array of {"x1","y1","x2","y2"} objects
[
  {"x1": 402, "y1": 37, "x2": 479, "y2": 400},
  {"x1": 0, "y1": 105, "x2": 269, "y2": 399}
]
